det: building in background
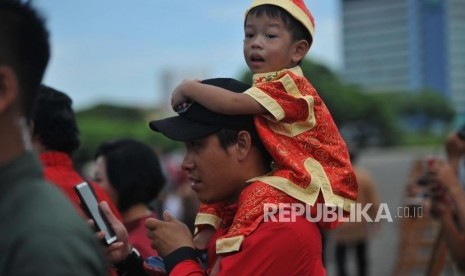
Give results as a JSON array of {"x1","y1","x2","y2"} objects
[{"x1": 341, "y1": 0, "x2": 465, "y2": 119}]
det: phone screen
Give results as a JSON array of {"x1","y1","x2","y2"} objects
[{"x1": 74, "y1": 182, "x2": 117, "y2": 245}]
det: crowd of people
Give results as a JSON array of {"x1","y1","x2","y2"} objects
[{"x1": 2, "y1": 0, "x2": 464, "y2": 275}]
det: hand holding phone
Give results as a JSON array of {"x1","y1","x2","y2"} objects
[{"x1": 74, "y1": 182, "x2": 118, "y2": 245}]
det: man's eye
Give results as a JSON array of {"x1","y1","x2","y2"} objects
[
  {"x1": 245, "y1": 33, "x2": 254, "y2": 38},
  {"x1": 266, "y1": 34, "x2": 277, "y2": 38},
  {"x1": 186, "y1": 141, "x2": 201, "y2": 150}
]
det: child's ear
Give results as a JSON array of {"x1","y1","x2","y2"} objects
[{"x1": 291, "y1": 40, "x2": 310, "y2": 64}]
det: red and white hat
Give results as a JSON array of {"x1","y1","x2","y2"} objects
[{"x1": 246, "y1": 0, "x2": 315, "y2": 47}]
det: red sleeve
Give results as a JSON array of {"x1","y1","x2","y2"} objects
[
  {"x1": 169, "y1": 260, "x2": 204, "y2": 276},
  {"x1": 246, "y1": 78, "x2": 311, "y2": 123},
  {"x1": 214, "y1": 216, "x2": 326, "y2": 275}
]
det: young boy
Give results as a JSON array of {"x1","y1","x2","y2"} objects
[{"x1": 171, "y1": 0, "x2": 358, "y2": 254}]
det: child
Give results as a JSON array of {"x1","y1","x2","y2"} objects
[{"x1": 172, "y1": 0, "x2": 358, "y2": 254}]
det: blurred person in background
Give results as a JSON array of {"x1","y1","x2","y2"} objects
[
  {"x1": 445, "y1": 125, "x2": 465, "y2": 188},
  {"x1": 333, "y1": 149, "x2": 381, "y2": 276},
  {"x1": 0, "y1": 1, "x2": 106, "y2": 274},
  {"x1": 94, "y1": 138, "x2": 166, "y2": 259},
  {"x1": 392, "y1": 156, "x2": 438, "y2": 275},
  {"x1": 161, "y1": 151, "x2": 200, "y2": 232},
  {"x1": 402, "y1": 157, "x2": 433, "y2": 215},
  {"x1": 30, "y1": 85, "x2": 121, "y2": 220},
  {"x1": 429, "y1": 127, "x2": 465, "y2": 272}
]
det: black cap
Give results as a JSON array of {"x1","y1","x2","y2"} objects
[{"x1": 149, "y1": 78, "x2": 255, "y2": 141}]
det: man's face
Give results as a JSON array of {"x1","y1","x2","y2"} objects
[
  {"x1": 181, "y1": 134, "x2": 245, "y2": 204},
  {"x1": 244, "y1": 13, "x2": 296, "y2": 73}
]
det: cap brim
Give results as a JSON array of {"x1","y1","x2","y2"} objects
[{"x1": 149, "y1": 116, "x2": 221, "y2": 142}]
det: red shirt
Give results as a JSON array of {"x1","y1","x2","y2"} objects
[
  {"x1": 170, "y1": 205, "x2": 326, "y2": 275},
  {"x1": 40, "y1": 151, "x2": 121, "y2": 220}
]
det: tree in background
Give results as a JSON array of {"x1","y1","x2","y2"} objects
[{"x1": 74, "y1": 104, "x2": 180, "y2": 169}]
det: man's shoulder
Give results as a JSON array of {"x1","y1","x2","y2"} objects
[
  {"x1": 235, "y1": 216, "x2": 324, "y2": 273},
  {"x1": 0, "y1": 178, "x2": 107, "y2": 275},
  {"x1": 6, "y1": 174, "x2": 88, "y2": 233},
  {"x1": 259, "y1": 214, "x2": 319, "y2": 231},
  {"x1": 248, "y1": 215, "x2": 321, "y2": 246},
  {"x1": 17, "y1": 182, "x2": 99, "y2": 233}
]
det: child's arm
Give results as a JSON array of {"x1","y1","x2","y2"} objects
[{"x1": 172, "y1": 80, "x2": 266, "y2": 115}]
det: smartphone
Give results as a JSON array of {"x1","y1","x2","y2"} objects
[{"x1": 74, "y1": 182, "x2": 117, "y2": 245}]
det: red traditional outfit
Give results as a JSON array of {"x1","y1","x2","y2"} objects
[
  {"x1": 194, "y1": 0, "x2": 357, "y2": 258},
  {"x1": 196, "y1": 65, "x2": 358, "y2": 253},
  {"x1": 40, "y1": 151, "x2": 121, "y2": 220},
  {"x1": 167, "y1": 199, "x2": 325, "y2": 275}
]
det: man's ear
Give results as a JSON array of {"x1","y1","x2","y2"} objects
[
  {"x1": 291, "y1": 39, "x2": 310, "y2": 64},
  {"x1": 0, "y1": 66, "x2": 19, "y2": 113},
  {"x1": 235, "y1": 130, "x2": 252, "y2": 161}
]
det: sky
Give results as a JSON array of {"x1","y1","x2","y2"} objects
[{"x1": 34, "y1": 0, "x2": 342, "y2": 110}]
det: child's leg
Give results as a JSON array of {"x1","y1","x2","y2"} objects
[
  {"x1": 193, "y1": 203, "x2": 224, "y2": 250},
  {"x1": 216, "y1": 181, "x2": 297, "y2": 253},
  {"x1": 194, "y1": 224, "x2": 216, "y2": 250}
]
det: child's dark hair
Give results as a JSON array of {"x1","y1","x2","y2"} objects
[{"x1": 246, "y1": 4, "x2": 312, "y2": 45}]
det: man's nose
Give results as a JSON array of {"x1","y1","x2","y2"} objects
[{"x1": 181, "y1": 154, "x2": 194, "y2": 171}]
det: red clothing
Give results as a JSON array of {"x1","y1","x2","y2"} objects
[
  {"x1": 125, "y1": 213, "x2": 159, "y2": 259},
  {"x1": 171, "y1": 203, "x2": 325, "y2": 275},
  {"x1": 244, "y1": 66, "x2": 357, "y2": 212},
  {"x1": 197, "y1": 66, "x2": 358, "y2": 253},
  {"x1": 40, "y1": 151, "x2": 121, "y2": 220}
]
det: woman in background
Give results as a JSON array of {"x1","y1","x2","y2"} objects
[{"x1": 94, "y1": 139, "x2": 166, "y2": 259}]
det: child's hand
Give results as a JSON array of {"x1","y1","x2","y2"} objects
[{"x1": 172, "y1": 80, "x2": 194, "y2": 111}]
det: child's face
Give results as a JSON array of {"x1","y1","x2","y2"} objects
[{"x1": 244, "y1": 13, "x2": 298, "y2": 74}]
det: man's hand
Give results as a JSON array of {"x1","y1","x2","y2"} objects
[
  {"x1": 98, "y1": 201, "x2": 132, "y2": 264},
  {"x1": 145, "y1": 211, "x2": 194, "y2": 257}
]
